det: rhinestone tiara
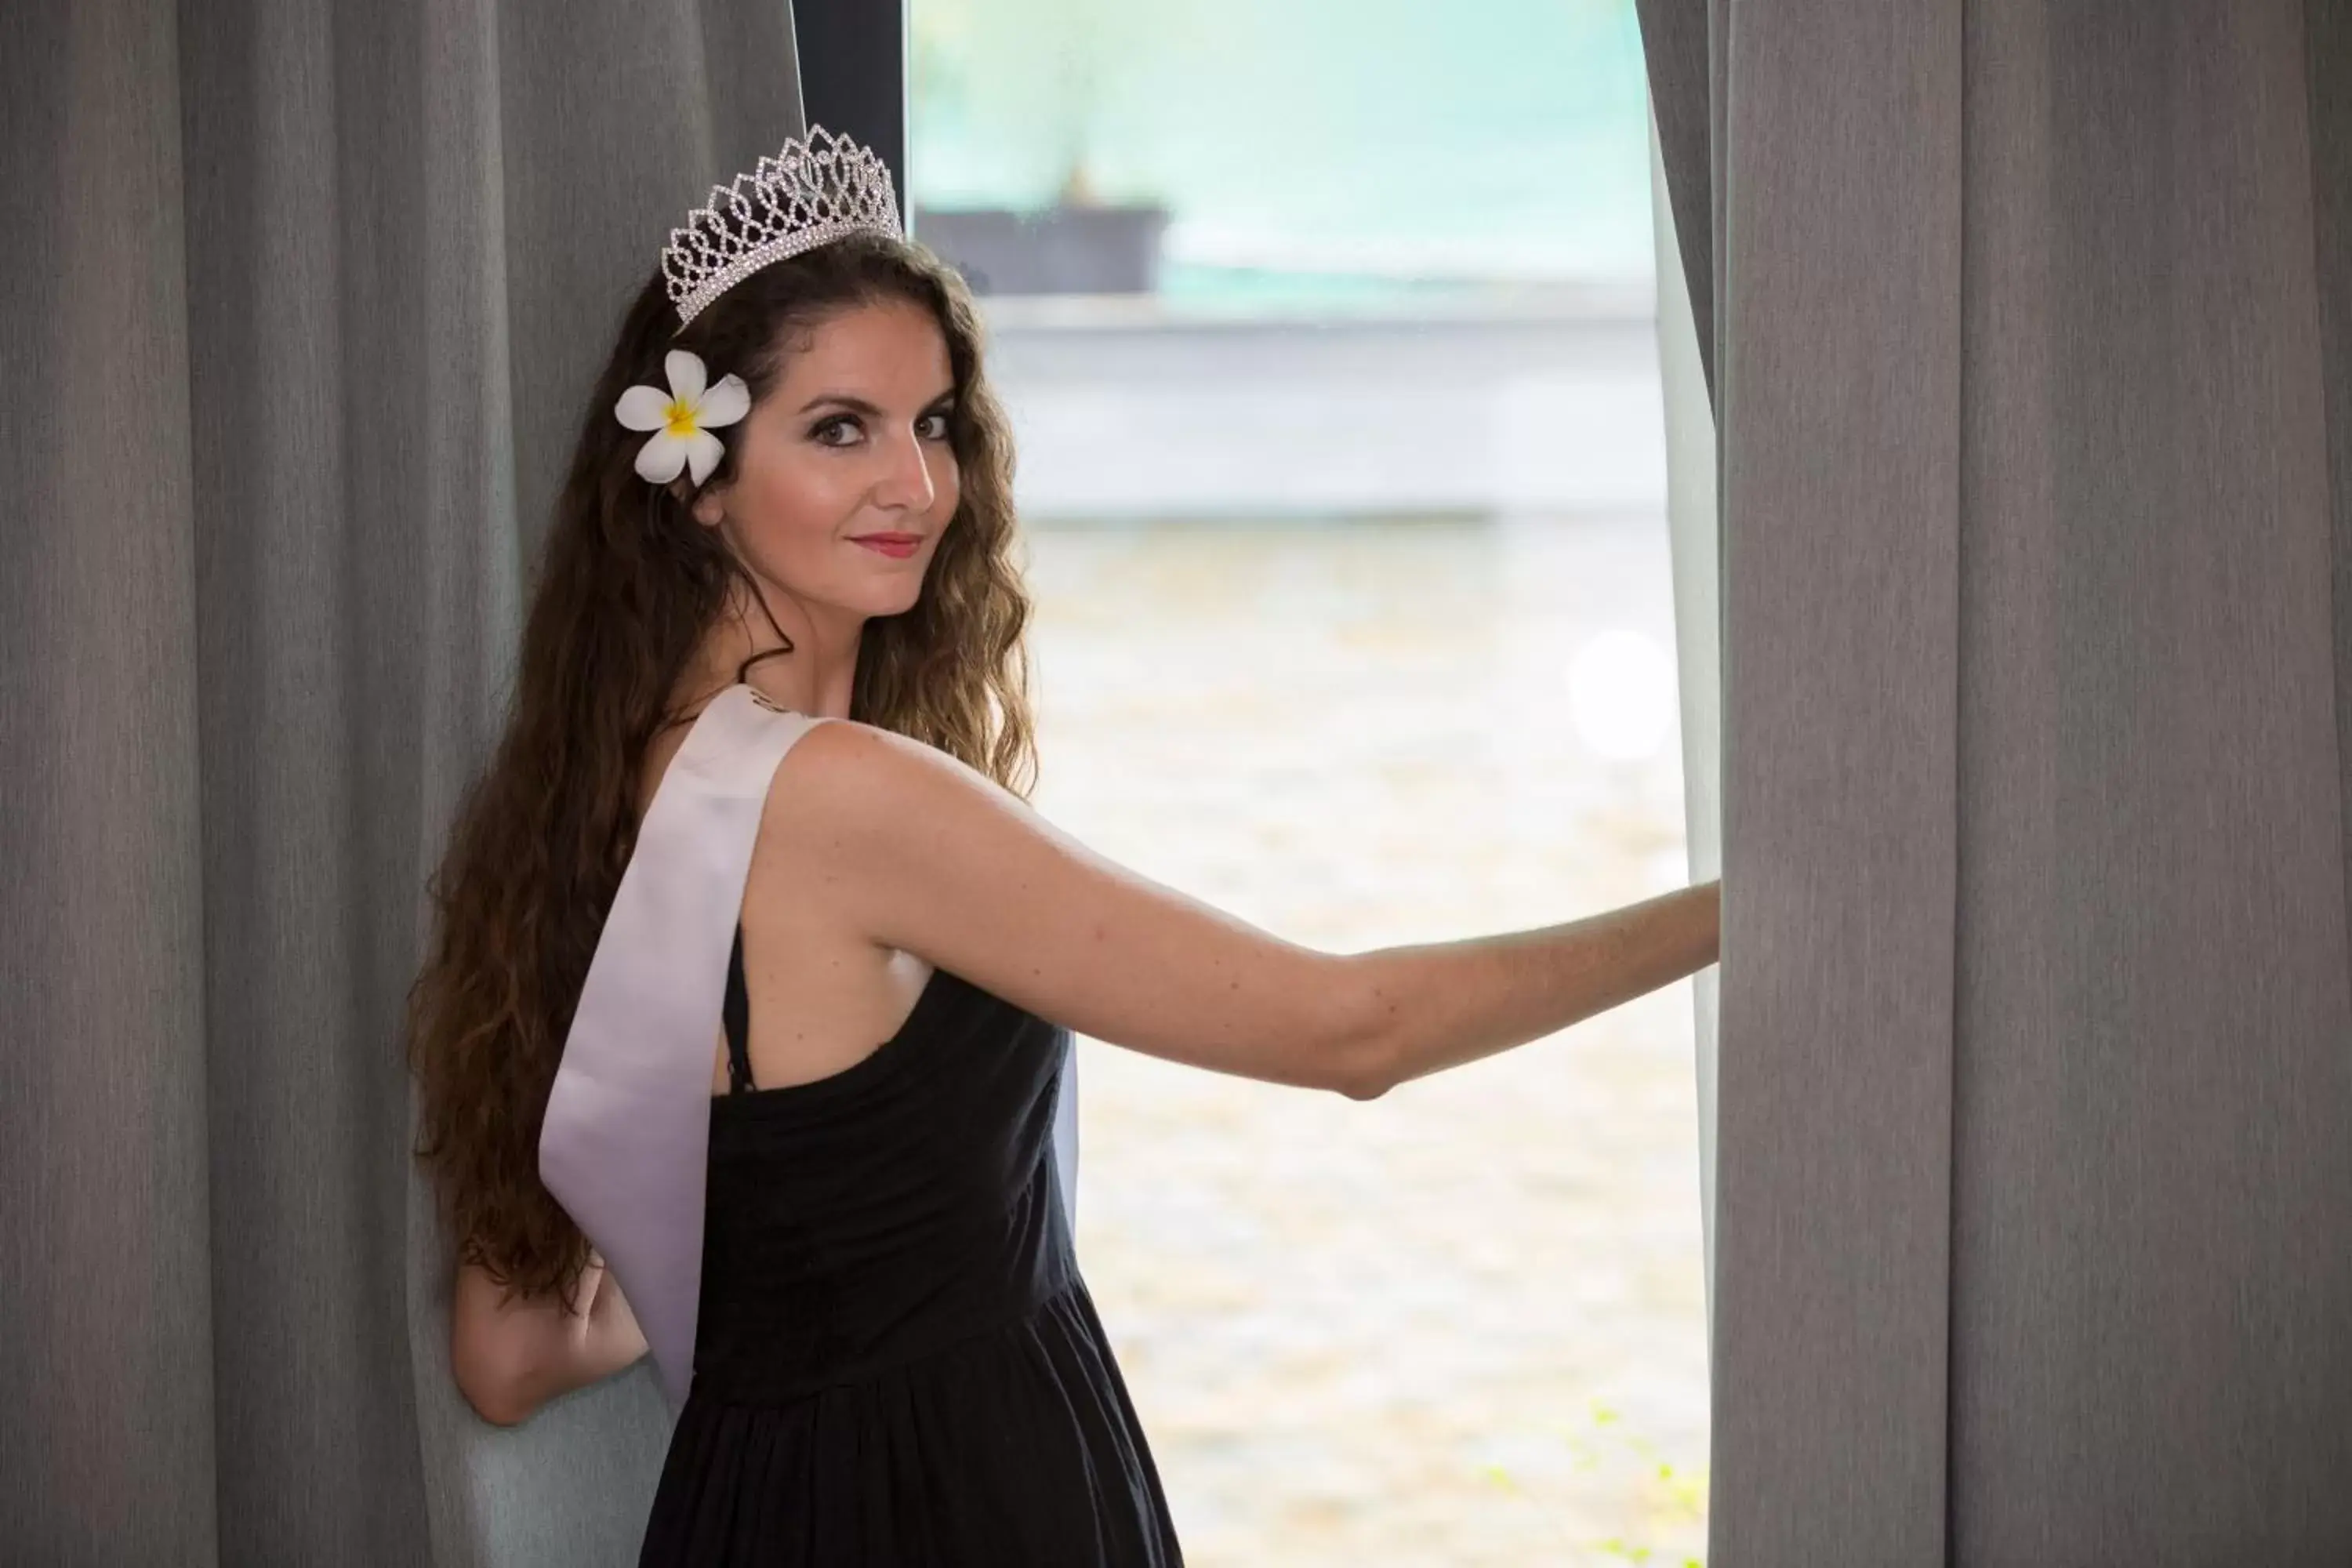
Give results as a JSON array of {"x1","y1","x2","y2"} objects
[{"x1": 661, "y1": 125, "x2": 906, "y2": 328}]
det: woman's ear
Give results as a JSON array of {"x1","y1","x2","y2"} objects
[{"x1": 688, "y1": 482, "x2": 727, "y2": 528}]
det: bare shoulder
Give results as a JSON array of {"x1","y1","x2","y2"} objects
[
  {"x1": 764, "y1": 716, "x2": 990, "y2": 825},
  {"x1": 747, "y1": 716, "x2": 1004, "y2": 896}
]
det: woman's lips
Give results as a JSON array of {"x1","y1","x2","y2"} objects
[{"x1": 851, "y1": 535, "x2": 920, "y2": 559}]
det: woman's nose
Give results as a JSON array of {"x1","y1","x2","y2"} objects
[{"x1": 873, "y1": 429, "x2": 937, "y2": 511}]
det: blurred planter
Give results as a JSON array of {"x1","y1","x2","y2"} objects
[{"x1": 912, "y1": 203, "x2": 1171, "y2": 296}]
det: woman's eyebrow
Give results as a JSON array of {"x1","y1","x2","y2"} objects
[{"x1": 795, "y1": 390, "x2": 957, "y2": 416}]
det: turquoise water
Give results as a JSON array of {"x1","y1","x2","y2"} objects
[{"x1": 911, "y1": 0, "x2": 1655, "y2": 305}]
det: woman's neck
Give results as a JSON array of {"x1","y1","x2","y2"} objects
[{"x1": 688, "y1": 615, "x2": 862, "y2": 720}]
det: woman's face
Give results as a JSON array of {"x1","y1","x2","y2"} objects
[{"x1": 692, "y1": 296, "x2": 961, "y2": 625}]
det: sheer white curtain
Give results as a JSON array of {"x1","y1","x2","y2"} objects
[{"x1": 1648, "y1": 101, "x2": 1722, "y2": 1339}]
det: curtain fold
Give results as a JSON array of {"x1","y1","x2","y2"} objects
[
  {"x1": 3, "y1": 1, "x2": 811, "y2": 1560},
  {"x1": 1637, "y1": 1, "x2": 2352, "y2": 1561},
  {"x1": 2, "y1": 2, "x2": 218, "y2": 1560}
]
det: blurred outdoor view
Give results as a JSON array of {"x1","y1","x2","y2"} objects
[{"x1": 909, "y1": 2, "x2": 1708, "y2": 1563}]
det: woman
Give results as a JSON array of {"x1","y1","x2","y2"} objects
[{"x1": 407, "y1": 127, "x2": 1720, "y2": 1566}]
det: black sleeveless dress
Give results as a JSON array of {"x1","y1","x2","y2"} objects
[{"x1": 636, "y1": 927, "x2": 1185, "y2": 1565}]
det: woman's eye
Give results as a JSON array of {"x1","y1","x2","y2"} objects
[{"x1": 812, "y1": 412, "x2": 953, "y2": 446}]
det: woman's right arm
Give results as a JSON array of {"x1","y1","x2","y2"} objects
[
  {"x1": 451, "y1": 1250, "x2": 647, "y2": 1427},
  {"x1": 762, "y1": 722, "x2": 1721, "y2": 1101}
]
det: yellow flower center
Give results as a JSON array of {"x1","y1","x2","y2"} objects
[{"x1": 665, "y1": 401, "x2": 699, "y2": 437}]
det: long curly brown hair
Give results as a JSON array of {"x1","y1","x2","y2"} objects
[{"x1": 408, "y1": 232, "x2": 1039, "y2": 1305}]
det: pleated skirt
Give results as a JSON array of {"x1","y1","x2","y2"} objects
[{"x1": 637, "y1": 1275, "x2": 1184, "y2": 1566}]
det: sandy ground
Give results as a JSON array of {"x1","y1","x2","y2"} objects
[{"x1": 1022, "y1": 514, "x2": 1711, "y2": 1567}]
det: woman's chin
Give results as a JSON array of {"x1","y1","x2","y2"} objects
[{"x1": 855, "y1": 583, "x2": 926, "y2": 620}]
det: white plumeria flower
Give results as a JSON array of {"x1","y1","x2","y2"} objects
[{"x1": 614, "y1": 349, "x2": 751, "y2": 485}]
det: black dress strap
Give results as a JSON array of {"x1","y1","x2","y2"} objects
[{"x1": 722, "y1": 921, "x2": 755, "y2": 1094}]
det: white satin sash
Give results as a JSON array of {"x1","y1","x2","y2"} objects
[{"x1": 538, "y1": 684, "x2": 1080, "y2": 1410}]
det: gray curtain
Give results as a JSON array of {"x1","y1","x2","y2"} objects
[
  {"x1": 1638, "y1": 1, "x2": 2352, "y2": 1563},
  {"x1": 2, "y1": 2, "x2": 810, "y2": 1561}
]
